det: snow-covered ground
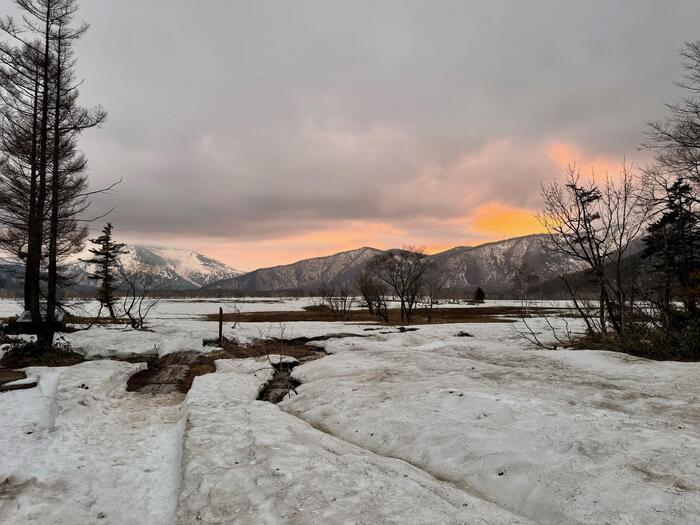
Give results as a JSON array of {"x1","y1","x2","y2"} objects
[
  {"x1": 1, "y1": 298, "x2": 698, "y2": 524},
  {"x1": 283, "y1": 323, "x2": 700, "y2": 524},
  {"x1": 0, "y1": 361, "x2": 184, "y2": 524}
]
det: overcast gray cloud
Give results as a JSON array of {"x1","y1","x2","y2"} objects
[{"x1": 2, "y1": 0, "x2": 699, "y2": 268}]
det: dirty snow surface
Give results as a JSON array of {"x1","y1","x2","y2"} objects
[{"x1": 1, "y1": 298, "x2": 699, "y2": 524}]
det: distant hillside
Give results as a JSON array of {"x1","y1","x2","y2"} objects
[
  {"x1": 529, "y1": 239, "x2": 648, "y2": 298},
  {"x1": 205, "y1": 247, "x2": 383, "y2": 293},
  {"x1": 205, "y1": 235, "x2": 586, "y2": 295},
  {"x1": 0, "y1": 259, "x2": 25, "y2": 292},
  {"x1": 430, "y1": 234, "x2": 586, "y2": 293}
]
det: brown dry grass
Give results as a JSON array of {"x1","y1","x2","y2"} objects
[
  {"x1": 0, "y1": 342, "x2": 85, "y2": 368},
  {"x1": 204, "y1": 305, "x2": 566, "y2": 325},
  {"x1": 126, "y1": 338, "x2": 323, "y2": 394},
  {"x1": 63, "y1": 314, "x2": 130, "y2": 325}
]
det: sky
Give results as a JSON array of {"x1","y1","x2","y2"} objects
[{"x1": 3, "y1": 0, "x2": 700, "y2": 270}]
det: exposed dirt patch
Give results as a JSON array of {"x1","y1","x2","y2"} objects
[
  {"x1": 126, "y1": 352, "x2": 215, "y2": 395},
  {"x1": 0, "y1": 369, "x2": 34, "y2": 392},
  {"x1": 63, "y1": 314, "x2": 130, "y2": 326},
  {"x1": 1, "y1": 317, "x2": 83, "y2": 335},
  {"x1": 258, "y1": 361, "x2": 301, "y2": 404},
  {"x1": 0, "y1": 341, "x2": 85, "y2": 368},
  {"x1": 271, "y1": 333, "x2": 369, "y2": 346},
  {"x1": 205, "y1": 305, "x2": 567, "y2": 325},
  {"x1": 126, "y1": 339, "x2": 324, "y2": 394},
  {"x1": 215, "y1": 337, "x2": 325, "y2": 361}
]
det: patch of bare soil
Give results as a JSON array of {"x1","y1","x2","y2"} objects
[
  {"x1": 0, "y1": 339, "x2": 83, "y2": 392},
  {"x1": 63, "y1": 313, "x2": 130, "y2": 326},
  {"x1": 126, "y1": 352, "x2": 215, "y2": 395},
  {"x1": 126, "y1": 339, "x2": 324, "y2": 394},
  {"x1": 214, "y1": 338, "x2": 325, "y2": 361},
  {"x1": 258, "y1": 361, "x2": 301, "y2": 404},
  {"x1": 1, "y1": 318, "x2": 83, "y2": 335},
  {"x1": 269, "y1": 332, "x2": 369, "y2": 345},
  {"x1": 0, "y1": 369, "x2": 33, "y2": 392},
  {"x1": 0, "y1": 341, "x2": 85, "y2": 368},
  {"x1": 205, "y1": 305, "x2": 566, "y2": 325}
]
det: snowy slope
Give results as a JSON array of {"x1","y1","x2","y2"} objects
[
  {"x1": 206, "y1": 235, "x2": 584, "y2": 294},
  {"x1": 431, "y1": 233, "x2": 586, "y2": 292},
  {"x1": 70, "y1": 245, "x2": 244, "y2": 290},
  {"x1": 206, "y1": 246, "x2": 383, "y2": 292}
]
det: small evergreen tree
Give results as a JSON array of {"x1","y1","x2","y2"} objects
[
  {"x1": 643, "y1": 178, "x2": 700, "y2": 313},
  {"x1": 82, "y1": 223, "x2": 127, "y2": 319},
  {"x1": 474, "y1": 287, "x2": 486, "y2": 303}
]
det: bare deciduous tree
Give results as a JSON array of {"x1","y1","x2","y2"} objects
[
  {"x1": 512, "y1": 262, "x2": 540, "y2": 316},
  {"x1": 538, "y1": 162, "x2": 649, "y2": 336},
  {"x1": 318, "y1": 281, "x2": 355, "y2": 321},
  {"x1": 644, "y1": 41, "x2": 700, "y2": 189},
  {"x1": 356, "y1": 269, "x2": 388, "y2": 322},
  {"x1": 420, "y1": 260, "x2": 446, "y2": 323},
  {"x1": 117, "y1": 263, "x2": 162, "y2": 330},
  {"x1": 366, "y1": 246, "x2": 428, "y2": 323}
]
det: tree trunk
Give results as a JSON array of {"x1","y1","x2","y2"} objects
[
  {"x1": 24, "y1": 68, "x2": 41, "y2": 312},
  {"x1": 47, "y1": 24, "x2": 63, "y2": 330},
  {"x1": 32, "y1": 3, "x2": 54, "y2": 347}
]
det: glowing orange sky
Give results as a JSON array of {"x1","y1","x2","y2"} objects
[
  {"x1": 547, "y1": 142, "x2": 624, "y2": 178},
  {"x1": 134, "y1": 208, "x2": 547, "y2": 271},
  {"x1": 122, "y1": 140, "x2": 625, "y2": 271},
  {"x1": 472, "y1": 204, "x2": 546, "y2": 238}
]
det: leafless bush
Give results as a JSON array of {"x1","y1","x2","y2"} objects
[
  {"x1": 515, "y1": 314, "x2": 577, "y2": 351},
  {"x1": 356, "y1": 270, "x2": 389, "y2": 322},
  {"x1": 420, "y1": 260, "x2": 446, "y2": 323},
  {"x1": 117, "y1": 263, "x2": 163, "y2": 330},
  {"x1": 512, "y1": 262, "x2": 540, "y2": 316},
  {"x1": 318, "y1": 282, "x2": 355, "y2": 321}
]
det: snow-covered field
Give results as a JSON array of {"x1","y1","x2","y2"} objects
[{"x1": 1, "y1": 298, "x2": 699, "y2": 524}]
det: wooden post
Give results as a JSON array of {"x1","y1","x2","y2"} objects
[{"x1": 218, "y1": 307, "x2": 223, "y2": 345}]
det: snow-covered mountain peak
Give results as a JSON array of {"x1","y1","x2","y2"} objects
[{"x1": 73, "y1": 244, "x2": 244, "y2": 289}]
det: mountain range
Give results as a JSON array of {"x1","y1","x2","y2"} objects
[
  {"x1": 205, "y1": 234, "x2": 585, "y2": 294},
  {"x1": 71, "y1": 245, "x2": 245, "y2": 290},
  {"x1": 0, "y1": 234, "x2": 587, "y2": 295},
  {"x1": 0, "y1": 245, "x2": 243, "y2": 292}
]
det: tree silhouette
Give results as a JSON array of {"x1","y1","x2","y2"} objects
[{"x1": 82, "y1": 223, "x2": 126, "y2": 319}]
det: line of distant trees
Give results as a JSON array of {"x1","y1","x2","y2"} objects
[{"x1": 318, "y1": 246, "x2": 488, "y2": 324}]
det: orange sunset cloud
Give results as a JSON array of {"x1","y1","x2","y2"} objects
[
  {"x1": 124, "y1": 138, "x2": 629, "y2": 270},
  {"x1": 547, "y1": 141, "x2": 621, "y2": 177},
  {"x1": 181, "y1": 204, "x2": 546, "y2": 270},
  {"x1": 472, "y1": 203, "x2": 545, "y2": 238}
]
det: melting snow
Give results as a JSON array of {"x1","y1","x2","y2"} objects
[{"x1": 1, "y1": 299, "x2": 698, "y2": 523}]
